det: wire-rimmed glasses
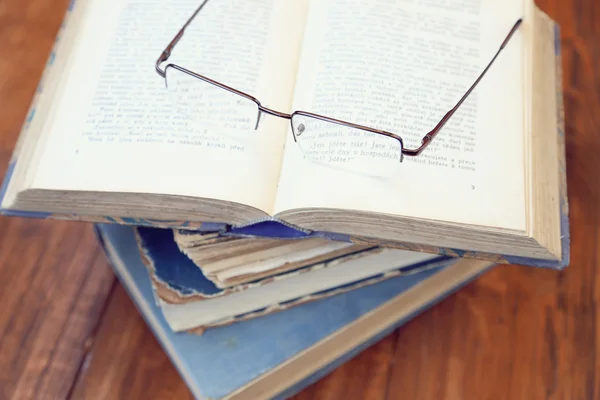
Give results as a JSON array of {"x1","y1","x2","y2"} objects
[{"x1": 155, "y1": 0, "x2": 523, "y2": 172}]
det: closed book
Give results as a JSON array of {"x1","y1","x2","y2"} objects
[
  {"x1": 134, "y1": 225, "x2": 458, "y2": 333},
  {"x1": 96, "y1": 223, "x2": 494, "y2": 400}
]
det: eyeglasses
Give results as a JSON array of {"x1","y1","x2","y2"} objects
[{"x1": 155, "y1": 0, "x2": 522, "y2": 171}]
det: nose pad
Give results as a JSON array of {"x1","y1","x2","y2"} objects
[
  {"x1": 296, "y1": 123, "x2": 305, "y2": 136},
  {"x1": 254, "y1": 110, "x2": 262, "y2": 130}
]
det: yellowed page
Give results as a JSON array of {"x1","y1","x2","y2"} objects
[
  {"x1": 274, "y1": 0, "x2": 528, "y2": 231},
  {"x1": 29, "y1": 0, "x2": 308, "y2": 213}
]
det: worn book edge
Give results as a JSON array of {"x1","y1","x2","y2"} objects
[
  {"x1": 134, "y1": 226, "x2": 451, "y2": 304},
  {"x1": 133, "y1": 225, "x2": 458, "y2": 333}
]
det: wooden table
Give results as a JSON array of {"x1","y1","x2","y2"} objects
[{"x1": 0, "y1": 0, "x2": 597, "y2": 398}]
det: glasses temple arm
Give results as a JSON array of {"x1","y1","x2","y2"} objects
[
  {"x1": 402, "y1": 18, "x2": 523, "y2": 157},
  {"x1": 155, "y1": 0, "x2": 212, "y2": 77}
]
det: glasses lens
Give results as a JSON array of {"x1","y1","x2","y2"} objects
[
  {"x1": 291, "y1": 113, "x2": 402, "y2": 176},
  {"x1": 165, "y1": 66, "x2": 259, "y2": 139}
]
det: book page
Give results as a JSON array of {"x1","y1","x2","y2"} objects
[
  {"x1": 273, "y1": 0, "x2": 528, "y2": 231},
  {"x1": 30, "y1": 0, "x2": 308, "y2": 213}
]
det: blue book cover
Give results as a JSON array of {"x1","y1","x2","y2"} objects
[
  {"x1": 0, "y1": 0, "x2": 569, "y2": 271},
  {"x1": 135, "y1": 226, "x2": 449, "y2": 301},
  {"x1": 133, "y1": 226, "x2": 457, "y2": 332},
  {"x1": 96, "y1": 223, "x2": 495, "y2": 400}
]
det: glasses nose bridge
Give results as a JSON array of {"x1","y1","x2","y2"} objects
[{"x1": 255, "y1": 105, "x2": 292, "y2": 130}]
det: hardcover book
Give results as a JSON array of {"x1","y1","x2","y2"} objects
[
  {"x1": 96, "y1": 222, "x2": 495, "y2": 399},
  {"x1": 133, "y1": 225, "x2": 457, "y2": 332},
  {"x1": 0, "y1": 0, "x2": 569, "y2": 269}
]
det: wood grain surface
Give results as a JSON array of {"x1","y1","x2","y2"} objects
[{"x1": 0, "y1": 0, "x2": 598, "y2": 399}]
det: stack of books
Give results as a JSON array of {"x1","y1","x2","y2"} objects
[{"x1": 0, "y1": 0, "x2": 569, "y2": 398}]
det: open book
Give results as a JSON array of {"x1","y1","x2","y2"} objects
[{"x1": 0, "y1": 0, "x2": 568, "y2": 267}]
